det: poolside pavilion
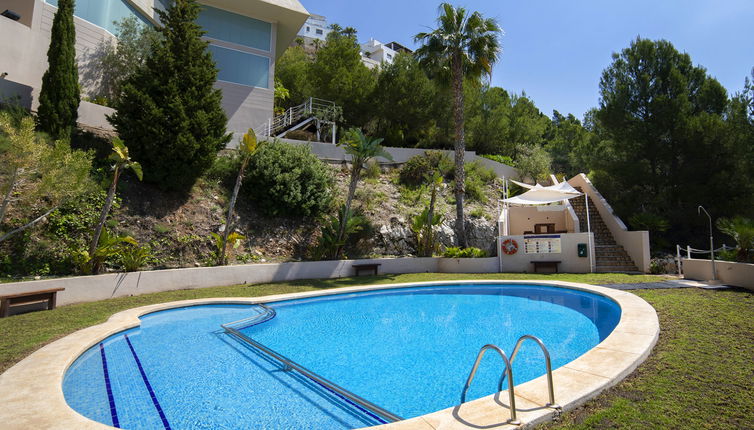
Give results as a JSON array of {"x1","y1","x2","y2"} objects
[{"x1": 497, "y1": 175, "x2": 649, "y2": 274}]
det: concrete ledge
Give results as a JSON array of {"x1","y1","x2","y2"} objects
[
  {"x1": 0, "y1": 280, "x2": 659, "y2": 430},
  {"x1": 0, "y1": 257, "x2": 502, "y2": 307},
  {"x1": 683, "y1": 258, "x2": 754, "y2": 291}
]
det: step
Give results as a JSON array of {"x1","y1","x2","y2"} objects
[{"x1": 595, "y1": 264, "x2": 639, "y2": 272}]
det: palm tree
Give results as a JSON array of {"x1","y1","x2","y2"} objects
[
  {"x1": 717, "y1": 216, "x2": 754, "y2": 262},
  {"x1": 89, "y1": 137, "x2": 142, "y2": 272},
  {"x1": 414, "y1": 3, "x2": 502, "y2": 247},
  {"x1": 218, "y1": 129, "x2": 258, "y2": 266},
  {"x1": 337, "y1": 128, "x2": 392, "y2": 257}
]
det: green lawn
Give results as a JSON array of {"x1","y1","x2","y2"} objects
[
  {"x1": 539, "y1": 287, "x2": 754, "y2": 429},
  {"x1": 5, "y1": 273, "x2": 751, "y2": 429}
]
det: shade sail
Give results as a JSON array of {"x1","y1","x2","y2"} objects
[{"x1": 503, "y1": 181, "x2": 583, "y2": 205}]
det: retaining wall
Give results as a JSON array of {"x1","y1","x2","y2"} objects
[
  {"x1": 682, "y1": 258, "x2": 754, "y2": 291},
  {"x1": 0, "y1": 257, "x2": 500, "y2": 307}
]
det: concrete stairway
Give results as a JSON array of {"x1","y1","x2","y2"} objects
[{"x1": 569, "y1": 189, "x2": 640, "y2": 273}]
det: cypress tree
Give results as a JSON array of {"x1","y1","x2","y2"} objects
[
  {"x1": 108, "y1": 0, "x2": 230, "y2": 191},
  {"x1": 37, "y1": 0, "x2": 80, "y2": 140}
]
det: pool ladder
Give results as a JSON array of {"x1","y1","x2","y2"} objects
[{"x1": 460, "y1": 335, "x2": 561, "y2": 425}]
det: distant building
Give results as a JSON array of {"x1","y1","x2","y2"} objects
[
  {"x1": 297, "y1": 13, "x2": 331, "y2": 41},
  {"x1": 360, "y1": 38, "x2": 413, "y2": 69}
]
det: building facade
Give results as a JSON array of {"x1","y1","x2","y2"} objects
[
  {"x1": 296, "y1": 13, "x2": 329, "y2": 41},
  {"x1": 0, "y1": 0, "x2": 308, "y2": 140},
  {"x1": 360, "y1": 39, "x2": 413, "y2": 69}
]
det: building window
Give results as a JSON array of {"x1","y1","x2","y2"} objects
[
  {"x1": 306, "y1": 26, "x2": 310, "y2": 32},
  {"x1": 209, "y1": 44, "x2": 270, "y2": 89},
  {"x1": 387, "y1": 53, "x2": 392, "y2": 59},
  {"x1": 315, "y1": 29, "x2": 323, "y2": 35},
  {"x1": 198, "y1": 6, "x2": 271, "y2": 52},
  {"x1": 45, "y1": 0, "x2": 151, "y2": 35}
]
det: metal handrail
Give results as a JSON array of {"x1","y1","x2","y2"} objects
[
  {"x1": 222, "y1": 304, "x2": 276, "y2": 330},
  {"x1": 508, "y1": 335, "x2": 560, "y2": 409},
  {"x1": 254, "y1": 97, "x2": 338, "y2": 137},
  {"x1": 460, "y1": 344, "x2": 520, "y2": 425},
  {"x1": 221, "y1": 321, "x2": 402, "y2": 424}
]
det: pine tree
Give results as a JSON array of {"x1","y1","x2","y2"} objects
[
  {"x1": 108, "y1": 0, "x2": 230, "y2": 191},
  {"x1": 37, "y1": 0, "x2": 80, "y2": 140}
]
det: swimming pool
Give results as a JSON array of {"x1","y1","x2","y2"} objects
[{"x1": 62, "y1": 283, "x2": 622, "y2": 429}]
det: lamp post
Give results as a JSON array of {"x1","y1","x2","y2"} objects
[{"x1": 697, "y1": 205, "x2": 717, "y2": 281}]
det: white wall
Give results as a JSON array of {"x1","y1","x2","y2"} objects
[
  {"x1": 497, "y1": 233, "x2": 593, "y2": 273},
  {"x1": 0, "y1": 257, "x2": 503, "y2": 307},
  {"x1": 683, "y1": 258, "x2": 754, "y2": 291}
]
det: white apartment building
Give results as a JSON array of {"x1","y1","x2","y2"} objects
[
  {"x1": 296, "y1": 13, "x2": 330, "y2": 41},
  {"x1": 360, "y1": 39, "x2": 412, "y2": 69}
]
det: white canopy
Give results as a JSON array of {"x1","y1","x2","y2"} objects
[{"x1": 503, "y1": 180, "x2": 583, "y2": 205}]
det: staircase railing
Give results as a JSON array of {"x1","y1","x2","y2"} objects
[{"x1": 254, "y1": 97, "x2": 336, "y2": 138}]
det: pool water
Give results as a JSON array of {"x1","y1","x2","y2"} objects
[{"x1": 63, "y1": 284, "x2": 621, "y2": 429}]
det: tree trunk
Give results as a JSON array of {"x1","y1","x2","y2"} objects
[
  {"x1": 0, "y1": 167, "x2": 19, "y2": 225},
  {"x1": 89, "y1": 166, "x2": 120, "y2": 259},
  {"x1": 336, "y1": 159, "x2": 362, "y2": 258},
  {"x1": 425, "y1": 179, "x2": 438, "y2": 256},
  {"x1": 0, "y1": 207, "x2": 56, "y2": 243},
  {"x1": 451, "y1": 53, "x2": 468, "y2": 248},
  {"x1": 219, "y1": 158, "x2": 249, "y2": 266}
]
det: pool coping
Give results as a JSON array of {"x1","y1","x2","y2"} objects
[{"x1": 0, "y1": 280, "x2": 659, "y2": 429}]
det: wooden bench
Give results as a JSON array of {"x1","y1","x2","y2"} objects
[
  {"x1": 532, "y1": 261, "x2": 561, "y2": 274},
  {"x1": 353, "y1": 263, "x2": 381, "y2": 276},
  {"x1": 0, "y1": 288, "x2": 65, "y2": 318}
]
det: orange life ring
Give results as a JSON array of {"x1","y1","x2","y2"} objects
[{"x1": 501, "y1": 239, "x2": 519, "y2": 255}]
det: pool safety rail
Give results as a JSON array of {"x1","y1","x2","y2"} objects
[
  {"x1": 221, "y1": 304, "x2": 277, "y2": 330},
  {"x1": 221, "y1": 306, "x2": 403, "y2": 424},
  {"x1": 460, "y1": 335, "x2": 560, "y2": 425}
]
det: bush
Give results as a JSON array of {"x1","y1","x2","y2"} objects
[
  {"x1": 205, "y1": 151, "x2": 242, "y2": 186},
  {"x1": 481, "y1": 154, "x2": 515, "y2": 166},
  {"x1": 243, "y1": 141, "x2": 334, "y2": 217},
  {"x1": 450, "y1": 161, "x2": 497, "y2": 203},
  {"x1": 442, "y1": 246, "x2": 488, "y2": 258},
  {"x1": 399, "y1": 151, "x2": 453, "y2": 187}
]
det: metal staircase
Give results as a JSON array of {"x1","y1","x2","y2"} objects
[{"x1": 254, "y1": 97, "x2": 338, "y2": 142}]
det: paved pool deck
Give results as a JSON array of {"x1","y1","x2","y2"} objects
[{"x1": 602, "y1": 278, "x2": 731, "y2": 290}]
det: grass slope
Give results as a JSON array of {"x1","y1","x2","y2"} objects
[{"x1": 539, "y1": 287, "x2": 754, "y2": 429}]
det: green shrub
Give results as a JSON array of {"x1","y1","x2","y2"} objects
[
  {"x1": 205, "y1": 152, "x2": 242, "y2": 185},
  {"x1": 465, "y1": 160, "x2": 497, "y2": 184},
  {"x1": 481, "y1": 154, "x2": 515, "y2": 166},
  {"x1": 469, "y1": 207, "x2": 485, "y2": 219},
  {"x1": 311, "y1": 206, "x2": 370, "y2": 260},
  {"x1": 243, "y1": 141, "x2": 334, "y2": 217},
  {"x1": 119, "y1": 244, "x2": 153, "y2": 272},
  {"x1": 443, "y1": 246, "x2": 488, "y2": 258},
  {"x1": 363, "y1": 159, "x2": 382, "y2": 180},
  {"x1": 450, "y1": 161, "x2": 496, "y2": 203},
  {"x1": 399, "y1": 151, "x2": 453, "y2": 187}
]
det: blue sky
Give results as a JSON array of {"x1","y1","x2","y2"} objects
[{"x1": 298, "y1": 0, "x2": 754, "y2": 121}]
